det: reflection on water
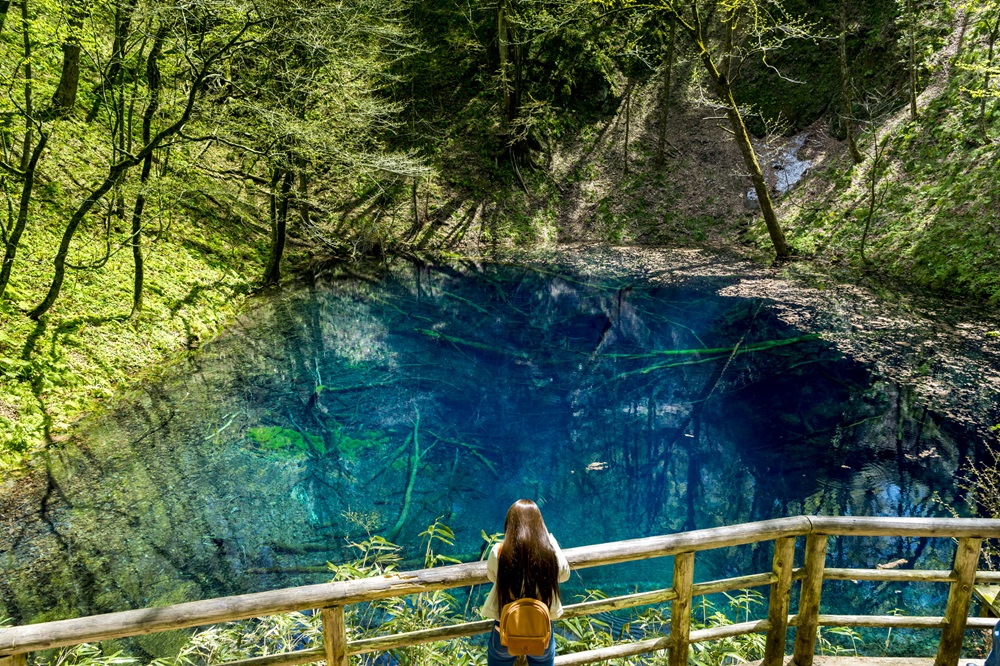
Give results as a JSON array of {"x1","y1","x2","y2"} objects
[{"x1": 1, "y1": 251, "x2": 997, "y2": 657}]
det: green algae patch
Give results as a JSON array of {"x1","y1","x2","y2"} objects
[
  {"x1": 249, "y1": 427, "x2": 326, "y2": 456},
  {"x1": 247, "y1": 424, "x2": 387, "y2": 461}
]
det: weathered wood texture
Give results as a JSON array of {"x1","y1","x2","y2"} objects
[
  {"x1": 764, "y1": 537, "x2": 797, "y2": 666},
  {"x1": 695, "y1": 572, "x2": 777, "y2": 596},
  {"x1": 807, "y1": 517, "x2": 1000, "y2": 537},
  {"x1": 691, "y1": 619, "x2": 771, "y2": 643},
  {"x1": 217, "y1": 648, "x2": 323, "y2": 666},
  {"x1": 750, "y1": 658, "x2": 987, "y2": 666},
  {"x1": 935, "y1": 538, "x2": 982, "y2": 666},
  {"x1": 349, "y1": 620, "x2": 492, "y2": 655},
  {"x1": 554, "y1": 635, "x2": 672, "y2": 666},
  {"x1": 322, "y1": 606, "x2": 348, "y2": 666},
  {"x1": 3, "y1": 517, "x2": 1000, "y2": 659},
  {"x1": 552, "y1": 620, "x2": 772, "y2": 666},
  {"x1": 974, "y1": 584, "x2": 1000, "y2": 617},
  {"x1": 792, "y1": 533, "x2": 828, "y2": 666},
  {"x1": 0, "y1": 655, "x2": 26, "y2": 666},
  {"x1": 669, "y1": 552, "x2": 695, "y2": 666},
  {"x1": 789, "y1": 614, "x2": 998, "y2": 629},
  {"x1": 564, "y1": 587, "x2": 677, "y2": 617},
  {"x1": 823, "y1": 568, "x2": 954, "y2": 583}
]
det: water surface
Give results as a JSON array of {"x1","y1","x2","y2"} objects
[{"x1": 2, "y1": 247, "x2": 999, "y2": 656}]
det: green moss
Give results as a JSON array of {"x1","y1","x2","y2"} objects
[
  {"x1": 247, "y1": 423, "x2": 388, "y2": 461},
  {"x1": 778, "y1": 3, "x2": 1000, "y2": 302},
  {"x1": 0, "y1": 131, "x2": 267, "y2": 470},
  {"x1": 248, "y1": 426, "x2": 326, "y2": 456}
]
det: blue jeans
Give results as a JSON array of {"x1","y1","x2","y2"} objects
[{"x1": 487, "y1": 621, "x2": 555, "y2": 666}]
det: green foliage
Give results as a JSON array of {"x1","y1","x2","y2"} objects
[
  {"x1": 420, "y1": 518, "x2": 463, "y2": 568},
  {"x1": 780, "y1": 0, "x2": 1000, "y2": 301}
]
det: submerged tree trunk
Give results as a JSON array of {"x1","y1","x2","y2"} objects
[
  {"x1": 50, "y1": 0, "x2": 87, "y2": 117},
  {"x1": 656, "y1": 18, "x2": 677, "y2": 167},
  {"x1": 840, "y1": 0, "x2": 863, "y2": 164},
  {"x1": 0, "y1": 132, "x2": 47, "y2": 298}
]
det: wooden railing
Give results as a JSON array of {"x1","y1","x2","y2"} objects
[{"x1": 3, "y1": 516, "x2": 1000, "y2": 666}]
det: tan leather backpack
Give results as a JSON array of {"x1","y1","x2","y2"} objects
[{"x1": 499, "y1": 598, "x2": 551, "y2": 656}]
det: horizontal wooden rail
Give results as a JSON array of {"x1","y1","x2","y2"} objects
[
  {"x1": 218, "y1": 649, "x2": 322, "y2": 666},
  {"x1": 4, "y1": 516, "x2": 1000, "y2": 662},
  {"x1": 0, "y1": 516, "x2": 810, "y2": 656},
  {"x1": 553, "y1": 620, "x2": 773, "y2": 666},
  {"x1": 789, "y1": 615, "x2": 1000, "y2": 630},
  {"x1": 824, "y1": 568, "x2": 956, "y2": 583},
  {"x1": 806, "y1": 516, "x2": 1000, "y2": 537},
  {"x1": 212, "y1": 573, "x2": 783, "y2": 666},
  {"x1": 821, "y1": 568, "x2": 1000, "y2": 584},
  {"x1": 554, "y1": 634, "x2": 672, "y2": 666}
]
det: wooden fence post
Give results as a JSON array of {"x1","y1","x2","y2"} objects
[
  {"x1": 0, "y1": 655, "x2": 27, "y2": 666},
  {"x1": 791, "y1": 533, "x2": 828, "y2": 666},
  {"x1": 764, "y1": 537, "x2": 797, "y2": 666},
  {"x1": 669, "y1": 551, "x2": 695, "y2": 666},
  {"x1": 322, "y1": 606, "x2": 349, "y2": 666},
  {"x1": 934, "y1": 537, "x2": 982, "y2": 666}
]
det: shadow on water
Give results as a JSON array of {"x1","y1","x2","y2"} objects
[{"x1": 2, "y1": 248, "x2": 999, "y2": 658}]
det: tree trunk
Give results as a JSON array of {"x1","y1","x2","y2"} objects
[
  {"x1": 907, "y1": 0, "x2": 918, "y2": 121},
  {"x1": 660, "y1": 5, "x2": 792, "y2": 258},
  {"x1": 656, "y1": 18, "x2": 677, "y2": 167},
  {"x1": 29, "y1": 56, "x2": 223, "y2": 319},
  {"x1": 0, "y1": 0, "x2": 11, "y2": 40},
  {"x1": 0, "y1": 132, "x2": 47, "y2": 298},
  {"x1": 623, "y1": 78, "x2": 632, "y2": 174},
  {"x1": 19, "y1": 0, "x2": 32, "y2": 171},
  {"x1": 262, "y1": 169, "x2": 292, "y2": 287},
  {"x1": 498, "y1": 0, "x2": 527, "y2": 166},
  {"x1": 723, "y1": 6, "x2": 736, "y2": 81},
  {"x1": 861, "y1": 129, "x2": 887, "y2": 263},
  {"x1": 298, "y1": 168, "x2": 309, "y2": 226},
  {"x1": 411, "y1": 176, "x2": 419, "y2": 230},
  {"x1": 50, "y1": 0, "x2": 87, "y2": 117},
  {"x1": 86, "y1": 0, "x2": 136, "y2": 123},
  {"x1": 981, "y1": 14, "x2": 999, "y2": 141},
  {"x1": 701, "y1": 53, "x2": 791, "y2": 258},
  {"x1": 128, "y1": 25, "x2": 165, "y2": 318},
  {"x1": 840, "y1": 0, "x2": 863, "y2": 163}
]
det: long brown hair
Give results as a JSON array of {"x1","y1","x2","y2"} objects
[{"x1": 496, "y1": 499, "x2": 559, "y2": 609}]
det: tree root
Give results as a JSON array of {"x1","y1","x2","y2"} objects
[{"x1": 387, "y1": 410, "x2": 422, "y2": 543}]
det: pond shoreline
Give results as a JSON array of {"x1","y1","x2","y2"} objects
[{"x1": 2, "y1": 245, "x2": 998, "y2": 644}]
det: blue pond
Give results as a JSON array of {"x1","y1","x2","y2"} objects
[{"x1": 2, "y1": 248, "x2": 999, "y2": 657}]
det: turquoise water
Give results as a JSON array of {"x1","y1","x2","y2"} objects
[{"x1": 2, "y1": 250, "x2": 998, "y2": 657}]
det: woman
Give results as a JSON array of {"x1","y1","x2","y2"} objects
[{"x1": 482, "y1": 499, "x2": 571, "y2": 666}]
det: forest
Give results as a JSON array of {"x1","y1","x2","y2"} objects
[
  {"x1": 0, "y1": 0, "x2": 997, "y2": 463},
  {"x1": 1, "y1": 0, "x2": 1000, "y2": 663}
]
